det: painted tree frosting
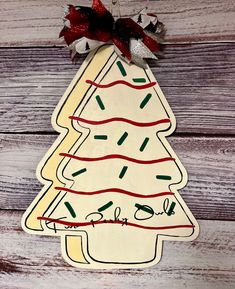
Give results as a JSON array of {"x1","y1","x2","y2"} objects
[{"x1": 22, "y1": 45, "x2": 199, "y2": 269}]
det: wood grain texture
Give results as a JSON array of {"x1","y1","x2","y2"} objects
[
  {"x1": 0, "y1": 133, "x2": 234, "y2": 220},
  {"x1": 1, "y1": 0, "x2": 235, "y2": 46},
  {"x1": 1, "y1": 43, "x2": 235, "y2": 134},
  {"x1": 0, "y1": 0, "x2": 235, "y2": 285},
  {"x1": 0, "y1": 211, "x2": 234, "y2": 289}
]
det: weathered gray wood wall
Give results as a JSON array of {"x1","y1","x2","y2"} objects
[{"x1": 0, "y1": 0, "x2": 234, "y2": 288}]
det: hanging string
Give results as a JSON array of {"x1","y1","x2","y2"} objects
[{"x1": 110, "y1": 0, "x2": 121, "y2": 17}]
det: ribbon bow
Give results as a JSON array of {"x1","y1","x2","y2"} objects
[{"x1": 60, "y1": 0, "x2": 165, "y2": 67}]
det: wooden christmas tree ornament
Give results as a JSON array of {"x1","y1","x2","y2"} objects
[{"x1": 22, "y1": 0, "x2": 199, "y2": 269}]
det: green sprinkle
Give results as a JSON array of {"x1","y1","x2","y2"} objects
[
  {"x1": 94, "y1": 135, "x2": 108, "y2": 140},
  {"x1": 116, "y1": 61, "x2": 127, "y2": 77},
  {"x1": 167, "y1": 202, "x2": 176, "y2": 216},
  {"x1": 72, "y1": 168, "x2": 87, "y2": 177},
  {"x1": 64, "y1": 202, "x2": 76, "y2": 218},
  {"x1": 119, "y1": 166, "x2": 128, "y2": 179},
  {"x1": 133, "y1": 78, "x2": 146, "y2": 83},
  {"x1": 156, "y1": 175, "x2": 172, "y2": 181},
  {"x1": 140, "y1": 93, "x2": 152, "y2": 109},
  {"x1": 135, "y1": 203, "x2": 154, "y2": 215},
  {"x1": 117, "y1": 132, "x2": 128, "y2": 146},
  {"x1": 96, "y1": 95, "x2": 105, "y2": 110},
  {"x1": 139, "y1": 137, "x2": 150, "y2": 152},
  {"x1": 98, "y1": 201, "x2": 113, "y2": 212}
]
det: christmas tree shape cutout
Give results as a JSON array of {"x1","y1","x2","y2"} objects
[{"x1": 22, "y1": 45, "x2": 199, "y2": 269}]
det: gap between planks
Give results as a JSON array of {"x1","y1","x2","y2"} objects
[
  {"x1": 0, "y1": 40, "x2": 234, "y2": 50},
  {"x1": 0, "y1": 132, "x2": 235, "y2": 138},
  {"x1": 0, "y1": 208, "x2": 234, "y2": 222}
]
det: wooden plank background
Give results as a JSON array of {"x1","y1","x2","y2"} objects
[
  {"x1": 1, "y1": 0, "x2": 235, "y2": 45},
  {"x1": 0, "y1": 0, "x2": 234, "y2": 288}
]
